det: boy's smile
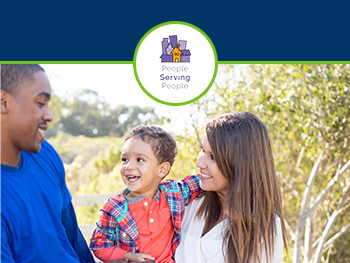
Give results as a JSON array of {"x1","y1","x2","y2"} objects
[{"x1": 120, "y1": 137, "x2": 165, "y2": 201}]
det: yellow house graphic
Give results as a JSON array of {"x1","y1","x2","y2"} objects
[{"x1": 171, "y1": 44, "x2": 183, "y2": 62}]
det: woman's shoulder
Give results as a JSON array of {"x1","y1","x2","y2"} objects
[{"x1": 186, "y1": 196, "x2": 204, "y2": 211}]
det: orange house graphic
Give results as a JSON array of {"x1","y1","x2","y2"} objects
[{"x1": 171, "y1": 44, "x2": 183, "y2": 62}]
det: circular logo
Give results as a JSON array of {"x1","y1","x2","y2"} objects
[{"x1": 133, "y1": 21, "x2": 218, "y2": 106}]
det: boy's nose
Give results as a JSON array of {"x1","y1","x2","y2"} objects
[{"x1": 125, "y1": 161, "x2": 136, "y2": 170}]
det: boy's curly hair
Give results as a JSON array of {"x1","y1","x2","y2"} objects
[{"x1": 125, "y1": 125, "x2": 177, "y2": 167}]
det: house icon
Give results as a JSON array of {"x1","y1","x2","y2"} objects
[
  {"x1": 171, "y1": 44, "x2": 183, "y2": 62},
  {"x1": 160, "y1": 35, "x2": 191, "y2": 63}
]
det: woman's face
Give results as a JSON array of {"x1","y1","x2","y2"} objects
[{"x1": 197, "y1": 133, "x2": 229, "y2": 198}]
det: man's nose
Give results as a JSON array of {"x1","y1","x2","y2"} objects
[{"x1": 43, "y1": 106, "x2": 54, "y2": 122}]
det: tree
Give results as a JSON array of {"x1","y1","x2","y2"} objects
[{"x1": 57, "y1": 89, "x2": 158, "y2": 137}]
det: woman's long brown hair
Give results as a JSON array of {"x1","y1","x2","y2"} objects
[{"x1": 196, "y1": 112, "x2": 287, "y2": 263}]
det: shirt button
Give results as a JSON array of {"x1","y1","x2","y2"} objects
[
  {"x1": 144, "y1": 202, "x2": 148, "y2": 206},
  {"x1": 150, "y1": 218, "x2": 154, "y2": 223}
]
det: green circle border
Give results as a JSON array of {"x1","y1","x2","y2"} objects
[{"x1": 133, "y1": 21, "x2": 218, "y2": 106}]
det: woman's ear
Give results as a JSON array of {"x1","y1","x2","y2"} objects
[
  {"x1": 158, "y1": 162, "x2": 171, "y2": 178},
  {"x1": 1, "y1": 91, "x2": 9, "y2": 114}
]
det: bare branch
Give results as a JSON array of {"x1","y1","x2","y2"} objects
[
  {"x1": 312, "y1": 201, "x2": 350, "y2": 263},
  {"x1": 325, "y1": 247, "x2": 332, "y2": 263},
  {"x1": 337, "y1": 172, "x2": 350, "y2": 209},
  {"x1": 296, "y1": 146, "x2": 306, "y2": 170},
  {"x1": 339, "y1": 159, "x2": 350, "y2": 178},
  {"x1": 293, "y1": 151, "x2": 324, "y2": 263},
  {"x1": 300, "y1": 151, "x2": 324, "y2": 218},
  {"x1": 303, "y1": 216, "x2": 313, "y2": 263},
  {"x1": 323, "y1": 224, "x2": 350, "y2": 252},
  {"x1": 304, "y1": 164, "x2": 341, "y2": 219},
  {"x1": 305, "y1": 159, "x2": 350, "y2": 219},
  {"x1": 312, "y1": 236, "x2": 321, "y2": 249}
]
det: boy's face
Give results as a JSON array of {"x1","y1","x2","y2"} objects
[
  {"x1": 3, "y1": 71, "x2": 53, "y2": 154},
  {"x1": 120, "y1": 137, "x2": 166, "y2": 200}
]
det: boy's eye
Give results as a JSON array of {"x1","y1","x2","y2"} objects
[
  {"x1": 137, "y1": 158, "x2": 144, "y2": 162},
  {"x1": 121, "y1": 158, "x2": 128, "y2": 162}
]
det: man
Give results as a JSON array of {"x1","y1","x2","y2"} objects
[{"x1": 1, "y1": 64, "x2": 95, "y2": 263}]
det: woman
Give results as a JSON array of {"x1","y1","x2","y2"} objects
[{"x1": 175, "y1": 112, "x2": 287, "y2": 263}]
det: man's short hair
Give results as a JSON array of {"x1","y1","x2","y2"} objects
[
  {"x1": 125, "y1": 125, "x2": 178, "y2": 167},
  {"x1": 1, "y1": 64, "x2": 45, "y2": 96}
]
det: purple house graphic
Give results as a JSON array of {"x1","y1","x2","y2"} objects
[{"x1": 160, "y1": 35, "x2": 191, "y2": 62}]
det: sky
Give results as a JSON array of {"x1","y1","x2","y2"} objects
[{"x1": 42, "y1": 64, "x2": 209, "y2": 135}]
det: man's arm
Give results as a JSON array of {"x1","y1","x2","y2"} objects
[
  {"x1": 61, "y1": 202, "x2": 95, "y2": 263},
  {"x1": 1, "y1": 240, "x2": 16, "y2": 263},
  {"x1": 1, "y1": 217, "x2": 16, "y2": 263}
]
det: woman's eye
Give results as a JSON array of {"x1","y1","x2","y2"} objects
[
  {"x1": 37, "y1": 102, "x2": 45, "y2": 107},
  {"x1": 210, "y1": 154, "x2": 215, "y2": 161}
]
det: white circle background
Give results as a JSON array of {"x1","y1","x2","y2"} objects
[{"x1": 135, "y1": 24, "x2": 216, "y2": 104}]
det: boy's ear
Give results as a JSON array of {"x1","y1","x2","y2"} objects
[
  {"x1": 1, "y1": 90, "x2": 10, "y2": 114},
  {"x1": 158, "y1": 162, "x2": 171, "y2": 178}
]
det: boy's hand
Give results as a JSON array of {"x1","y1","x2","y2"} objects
[
  {"x1": 109, "y1": 260, "x2": 157, "y2": 263},
  {"x1": 124, "y1": 252, "x2": 157, "y2": 262}
]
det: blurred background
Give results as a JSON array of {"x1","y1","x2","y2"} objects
[{"x1": 43, "y1": 64, "x2": 350, "y2": 263}]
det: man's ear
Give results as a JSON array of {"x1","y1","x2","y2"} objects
[
  {"x1": 1, "y1": 90, "x2": 9, "y2": 114},
  {"x1": 158, "y1": 162, "x2": 171, "y2": 178}
]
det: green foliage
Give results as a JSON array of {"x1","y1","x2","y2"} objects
[
  {"x1": 75, "y1": 204, "x2": 101, "y2": 225},
  {"x1": 48, "y1": 132, "x2": 124, "y2": 193},
  {"x1": 45, "y1": 89, "x2": 160, "y2": 138},
  {"x1": 77, "y1": 165, "x2": 125, "y2": 195},
  {"x1": 94, "y1": 147, "x2": 122, "y2": 173},
  {"x1": 169, "y1": 129, "x2": 202, "y2": 180}
]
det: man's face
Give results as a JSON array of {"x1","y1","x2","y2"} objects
[{"x1": 6, "y1": 71, "x2": 53, "y2": 153}]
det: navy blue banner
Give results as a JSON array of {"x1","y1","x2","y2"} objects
[{"x1": 1, "y1": 2, "x2": 349, "y2": 61}]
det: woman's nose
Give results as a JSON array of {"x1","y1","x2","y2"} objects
[{"x1": 196, "y1": 152, "x2": 206, "y2": 168}]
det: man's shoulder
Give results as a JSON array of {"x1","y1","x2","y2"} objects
[
  {"x1": 39, "y1": 140, "x2": 58, "y2": 156},
  {"x1": 23, "y1": 140, "x2": 65, "y2": 182}
]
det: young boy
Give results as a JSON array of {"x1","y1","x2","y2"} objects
[{"x1": 90, "y1": 125, "x2": 201, "y2": 263}]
